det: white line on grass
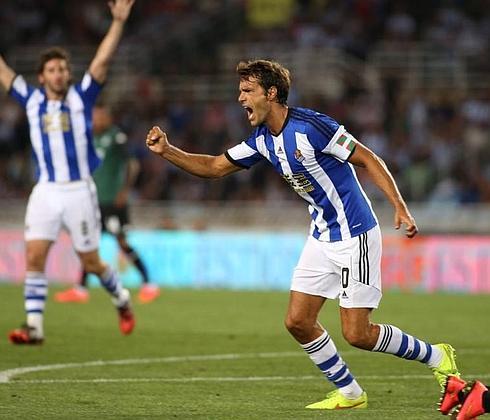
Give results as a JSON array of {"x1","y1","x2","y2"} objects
[
  {"x1": 8, "y1": 373, "x2": 490, "y2": 385},
  {"x1": 0, "y1": 351, "x2": 304, "y2": 383},
  {"x1": 2, "y1": 348, "x2": 489, "y2": 384}
]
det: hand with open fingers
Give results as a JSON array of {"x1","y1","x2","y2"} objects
[
  {"x1": 394, "y1": 209, "x2": 418, "y2": 238},
  {"x1": 146, "y1": 126, "x2": 169, "y2": 155},
  {"x1": 109, "y1": 0, "x2": 136, "y2": 22}
]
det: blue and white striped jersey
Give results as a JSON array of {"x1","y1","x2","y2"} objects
[
  {"x1": 10, "y1": 72, "x2": 102, "y2": 183},
  {"x1": 226, "y1": 107, "x2": 378, "y2": 242}
]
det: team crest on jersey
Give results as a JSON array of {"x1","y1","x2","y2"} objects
[{"x1": 294, "y1": 149, "x2": 305, "y2": 162}]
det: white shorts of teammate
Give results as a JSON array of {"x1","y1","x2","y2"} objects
[
  {"x1": 291, "y1": 225, "x2": 382, "y2": 309},
  {"x1": 24, "y1": 179, "x2": 101, "y2": 253}
]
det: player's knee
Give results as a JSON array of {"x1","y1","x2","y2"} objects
[
  {"x1": 342, "y1": 328, "x2": 372, "y2": 350},
  {"x1": 26, "y1": 250, "x2": 46, "y2": 271},
  {"x1": 81, "y1": 257, "x2": 104, "y2": 275},
  {"x1": 284, "y1": 314, "x2": 310, "y2": 337}
]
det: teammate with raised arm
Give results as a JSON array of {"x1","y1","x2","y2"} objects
[
  {"x1": 146, "y1": 60, "x2": 460, "y2": 409},
  {"x1": 0, "y1": 0, "x2": 136, "y2": 344}
]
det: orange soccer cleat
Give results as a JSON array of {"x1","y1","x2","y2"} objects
[
  {"x1": 8, "y1": 325, "x2": 44, "y2": 345},
  {"x1": 455, "y1": 381, "x2": 487, "y2": 420},
  {"x1": 439, "y1": 375, "x2": 467, "y2": 415},
  {"x1": 118, "y1": 305, "x2": 135, "y2": 335},
  {"x1": 113, "y1": 289, "x2": 135, "y2": 335},
  {"x1": 54, "y1": 287, "x2": 89, "y2": 303},
  {"x1": 138, "y1": 284, "x2": 160, "y2": 304}
]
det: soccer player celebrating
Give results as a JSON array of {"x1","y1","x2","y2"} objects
[
  {"x1": 55, "y1": 104, "x2": 160, "y2": 304},
  {"x1": 0, "y1": 0, "x2": 136, "y2": 344},
  {"x1": 146, "y1": 60, "x2": 460, "y2": 409}
]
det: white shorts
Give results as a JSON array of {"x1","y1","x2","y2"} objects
[
  {"x1": 24, "y1": 180, "x2": 101, "y2": 253},
  {"x1": 291, "y1": 226, "x2": 382, "y2": 308}
]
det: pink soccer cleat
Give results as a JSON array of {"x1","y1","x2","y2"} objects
[
  {"x1": 138, "y1": 284, "x2": 160, "y2": 304},
  {"x1": 54, "y1": 287, "x2": 89, "y2": 303}
]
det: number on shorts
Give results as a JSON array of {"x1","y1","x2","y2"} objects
[
  {"x1": 81, "y1": 220, "x2": 88, "y2": 236},
  {"x1": 341, "y1": 267, "x2": 349, "y2": 288}
]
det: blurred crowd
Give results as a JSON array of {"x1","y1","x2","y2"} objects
[{"x1": 0, "y1": 0, "x2": 489, "y2": 205}]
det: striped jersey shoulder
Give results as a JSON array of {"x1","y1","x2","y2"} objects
[
  {"x1": 244, "y1": 125, "x2": 268, "y2": 148},
  {"x1": 288, "y1": 107, "x2": 348, "y2": 154},
  {"x1": 289, "y1": 107, "x2": 340, "y2": 139},
  {"x1": 9, "y1": 75, "x2": 40, "y2": 108}
]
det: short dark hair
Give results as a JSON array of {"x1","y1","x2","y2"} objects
[
  {"x1": 236, "y1": 60, "x2": 291, "y2": 105},
  {"x1": 36, "y1": 47, "x2": 71, "y2": 74}
]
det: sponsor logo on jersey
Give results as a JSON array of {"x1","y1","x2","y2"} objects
[
  {"x1": 282, "y1": 173, "x2": 314, "y2": 193},
  {"x1": 42, "y1": 112, "x2": 71, "y2": 133}
]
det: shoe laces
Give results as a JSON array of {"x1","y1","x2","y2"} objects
[{"x1": 325, "y1": 390, "x2": 340, "y2": 400}]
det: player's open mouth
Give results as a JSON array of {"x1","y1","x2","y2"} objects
[{"x1": 244, "y1": 106, "x2": 254, "y2": 120}]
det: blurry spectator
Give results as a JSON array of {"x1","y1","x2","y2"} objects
[
  {"x1": 0, "y1": 0, "x2": 489, "y2": 205},
  {"x1": 403, "y1": 147, "x2": 435, "y2": 202}
]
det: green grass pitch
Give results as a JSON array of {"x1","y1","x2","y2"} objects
[{"x1": 0, "y1": 284, "x2": 488, "y2": 419}]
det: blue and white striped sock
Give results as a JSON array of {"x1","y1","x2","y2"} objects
[
  {"x1": 24, "y1": 272, "x2": 47, "y2": 339},
  {"x1": 302, "y1": 330, "x2": 363, "y2": 399},
  {"x1": 99, "y1": 267, "x2": 125, "y2": 304},
  {"x1": 373, "y1": 324, "x2": 443, "y2": 368}
]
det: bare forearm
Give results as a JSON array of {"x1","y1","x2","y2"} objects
[
  {"x1": 0, "y1": 55, "x2": 15, "y2": 92},
  {"x1": 350, "y1": 143, "x2": 408, "y2": 210},
  {"x1": 160, "y1": 145, "x2": 223, "y2": 178},
  {"x1": 99, "y1": 20, "x2": 125, "y2": 61},
  {"x1": 89, "y1": 20, "x2": 125, "y2": 82},
  {"x1": 146, "y1": 125, "x2": 239, "y2": 178},
  {"x1": 365, "y1": 155, "x2": 408, "y2": 211},
  {"x1": 350, "y1": 142, "x2": 417, "y2": 236}
]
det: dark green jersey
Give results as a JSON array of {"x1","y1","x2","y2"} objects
[{"x1": 93, "y1": 126, "x2": 129, "y2": 205}]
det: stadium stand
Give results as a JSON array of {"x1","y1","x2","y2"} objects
[{"x1": 0, "y1": 0, "x2": 488, "y2": 225}]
